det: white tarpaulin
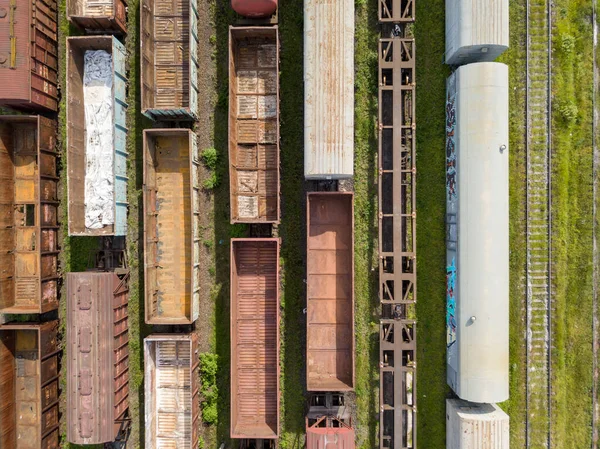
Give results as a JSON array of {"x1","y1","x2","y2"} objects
[{"x1": 83, "y1": 50, "x2": 114, "y2": 230}]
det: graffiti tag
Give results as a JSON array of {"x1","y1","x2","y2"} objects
[{"x1": 446, "y1": 257, "x2": 457, "y2": 348}]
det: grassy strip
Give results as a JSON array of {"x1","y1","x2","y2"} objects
[
  {"x1": 414, "y1": 0, "x2": 450, "y2": 447},
  {"x1": 354, "y1": 0, "x2": 380, "y2": 448},
  {"x1": 277, "y1": 0, "x2": 307, "y2": 446},
  {"x1": 551, "y1": 0, "x2": 595, "y2": 445},
  {"x1": 497, "y1": 0, "x2": 528, "y2": 444}
]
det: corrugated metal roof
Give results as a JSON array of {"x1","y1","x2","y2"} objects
[
  {"x1": 446, "y1": 400, "x2": 509, "y2": 449},
  {"x1": 304, "y1": 0, "x2": 354, "y2": 179}
]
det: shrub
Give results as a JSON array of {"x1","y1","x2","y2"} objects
[
  {"x1": 200, "y1": 353, "x2": 219, "y2": 424},
  {"x1": 201, "y1": 147, "x2": 218, "y2": 171}
]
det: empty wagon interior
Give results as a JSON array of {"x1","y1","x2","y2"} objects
[
  {"x1": 67, "y1": 37, "x2": 117, "y2": 236},
  {"x1": 307, "y1": 193, "x2": 354, "y2": 391},
  {"x1": 0, "y1": 119, "x2": 58, "y2": 313},
  {"x1": 145, "y1": 339, "x2": 195, "y2": 449},
  {"x1": 141, "y1": 0, "x2": 198, "y2": 115},
  {"x1": 144, "y1": 131, "x2": 199, "y2": 323},
  {"x1": 229, "y1": 28, "x2": 279, "y2": 222},
  {"x1": 231, "y1": 240, "x2": 279, "y2": 438}
]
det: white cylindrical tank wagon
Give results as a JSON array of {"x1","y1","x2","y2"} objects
[
  {"x1": 445, "y1": 0, "x2": 509, "y2": 65},
  {"x1": 304, "y1": 0, "x2": 354, "y2": 179},
  {"x1": 446, "y1": 62, "x2": 509, "y2": 404}
]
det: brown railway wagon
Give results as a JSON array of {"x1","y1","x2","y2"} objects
[
  {"x1": 67, "y1": 0, "x2": 127, "y2": 34},
  {"x1": 0, "y1": 0, "x2": 58, "y2": 112},
  {"x1": 0, "y1": 321, "x2": 60, "y2": 449},
  {"x1": 229, "y1": 26, "x2": 280, "y2": 223},
  {"x1": 0, "y1": 116, "x2": 59, "y2": 315},
  {"x1": 306, "y1": 192, "x2": 354, "y2": 392},
  {"x1": 66, "y1": 271, "x2": 129, "y2": 445},
  {"x1": 306, "y1": 416, "x2": 355, "y2": 449},
  {"x1": 230, "y1": 238, "x2": 280, "y2": 439},
  {"x1": 144, "y1": 334, "x2": 199, "y2": 449},
  {"x1": 140, "y1": 0, "x2": 199, "y2": 120},
  {"x1": 143, "y1": 129, "x2": 200, "y2": 325}
]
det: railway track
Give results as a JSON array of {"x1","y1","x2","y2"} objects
[{"x1": 525, "y1": 0, "x2": 553, "y2": 444}]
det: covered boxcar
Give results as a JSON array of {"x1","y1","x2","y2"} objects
[
  {"x1": 446, "y1": 400, "x2": 509, "y2": 449},
  {"x1": 67, "y1": 0, "x2": 127, "y2": 34},
  {"x1": 144, "y1": 334, "x2": 199, "y2": 449},
  {"x1": 0, "y1": 0, "x2": 58, "y2": 112},
  {"x1": 231, "y1": 0, "x2": 277, "y2": 18},
  {"x1": 446, "y1": 62, "x2": 509, "y2": 403},
  {"x1": 66, "y1": 36, "x2": 128, "y2": 237},
  {"x1": 143, "y1": 129, "x2": 200, "y2": 325},
  {"x1": 230, "y1": 238, "x2": 279, "y2": 439},
  {"x1": 66, "y1": 271, "x2": 129, "y2": 445},
  {"x1": 445, "y1": 0, "x2": 508, "y2": 65},
  {"x1": 141, "y1": 0, "x2": 199, "y2": 120},
  {"x1": 229, "y1": 26, "x2": 280, "y2": 223},
  {"x1": 0, "y1": 116, "x2": 59, "y2": 314},
  {"x1": 306, "y1": 192, "x2": 354, "y2": 391},
  {"x1": 0, "y1": 321, "x2": 60, "y2": 448},
  {"x1": 304, "y1": 0, "x2": 354, "y2": 179}
]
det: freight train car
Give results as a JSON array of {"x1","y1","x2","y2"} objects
[
  {"x1": 445, "y1": 62, "x2": 509, "y2": 403},
  {"x1": 445, "y1": 0, "x2": 508, "y2": 65},
  {"x1": 67, "y1": 0, "x2": 127, "y2": 34},
  {"x1": 66, "y1": 271, "x2": 129, "y2": 445},
  {"x1": 141, "y1": 0, "x2": 199, "y2": 120},
  {"x1": 0, "y1": 321, "x2": 60, "y2": 449},
  {"x1": 66, "y1": 36, "x2": 128, "y2": 237},
  {"x1": 446, "y1": 399, "x2": 509, "y2": 449},
  {"x1": 307, "y1": 192, "x2": 354, "y2": 391},
  {"x1": 304, "y1": 0, "x2": 354, "y2": 179},
  {"x1": 230, "y1": 239, "x2": 280, "y2": 439},
  {"x1": 144, "y1": 334, "x2": 200, "y2": 449},
  {"x1": 229, "y1": 26, "x2": 280, "y2": 223},
  {"x1": 0, "y1": 116, "x2": 59, "y2": 315},
  {"x1": 231, "y1": 0, "x2": 277, "y2": 17},
  {"x1": 306, "y1": 416, "x2": 355, "y2": 449},
  {"x1": 0, "y1": 0, "x2": 58, "y2": 112},
  {"x1": 143, "y1": 129, "x2": 200, "y2": 325}
]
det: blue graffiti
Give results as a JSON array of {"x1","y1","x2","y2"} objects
[{"x1": 446, "y1": 257, "x2": 457, "y2": 348}]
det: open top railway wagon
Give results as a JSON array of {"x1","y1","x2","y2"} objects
[
  {"x1": 306, "y1": 192, "x2": 354, "y2": 392},
  {"x1": 0, "y1": 116, "x2": 59, "y2": 315},
  {"x1": 67, "y1": 0, "x2": 127, "y2": 34},
  {"x1": 0, "y1": 321, "x2": 60, "y2": 449}
]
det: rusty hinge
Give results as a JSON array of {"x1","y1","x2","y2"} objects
[{"x1": 9, "y1": 0, "x2": 16, "y2": 69}]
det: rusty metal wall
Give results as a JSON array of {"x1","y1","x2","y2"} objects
[
  {"x1": 230, "y1": 238, "x2": 280, "y2": 439},
  {"x1": 378, "y1": 35, "x2": 417, "y2": 449},
  {"x1": 140, "y1": 0, "x2": 199, "y2": 120},
  {"x1": 306, "y1": 417, "x2": 356, "y2": 449},
  {"x1": 143, "y1": 129, "x2": 200, "y2": 325},
  {"x1": 228, "y1": 26, "x2": 280, "y2": 224},
  {"x1": 144, "y1": 334, "x2": 199, "y2": 449},
  {"x1": 0, "y1": 321, "x2": 60, "y2": 449},
  {"x1": 0, "y1": 116, "x2": 59, "y2": 315},
  {"x1": 66, "y1": 271, "x2": 129, "y2": 445},
  {"x1": 306, "y1": 192, "x2": 354, "y2": 392},
  {"x1": 0, "y1": 0, "x2": 58, "y2": 112},
  {"x1": 67, "y1": 0, "x2": 127, "y2": 34}
]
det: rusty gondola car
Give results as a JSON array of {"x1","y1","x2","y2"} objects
[
  {"x1": 144, "y1": 334, "x2": 200, "y2": 449},
  {"x1": 0, "y1": 321, "x2": 60, "y2": 448},
  {"x1": 230, "y1": 238, "x2": 280, "y2": 439},
  {"x1": 67, "y1": 0, "x2": 127, "y2": 34},
  {"x1": 306, "y1": 192, "x2": 355, "y2": 392},
  {"x1": 0, "y1": 0, "x2": 59, "y2": 112},
  {"x1": 0, "y1": 116, "x2": 59, "y2": 314},
  {"x1": 66, "y1": 271, "x2": 129, "y2": 445},
  {"x1": 228, "y1": 26, "x2": 280, "y2": 223}
]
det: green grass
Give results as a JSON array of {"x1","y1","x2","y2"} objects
[
  {"x1": 551, "y1": 0, "x2": 595, "y2": 444},
  {"x1": 354, "y1": 0, "x2": 380, "y2": 448},
  {"x1": 415, "y1": 0, "x2": 451, "y2": 447}
]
